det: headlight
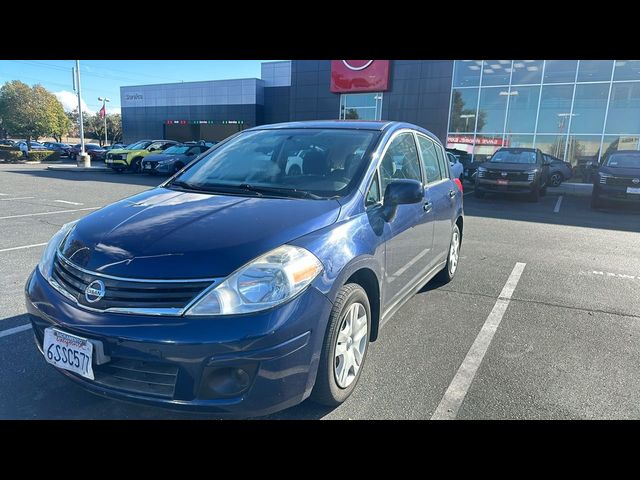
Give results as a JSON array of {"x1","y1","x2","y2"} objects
[
  {"x1": 185, "y1": 245, "x2": 323, "y2": 316},
  {"x1": 598, "y1": 172, "x2": 612, "y2": 178},
  {"x1": 524, "y1": 169, "x2": 539, "y2": 174},
  {"x1": 38, "y1": 220, "x2": 78, "y2": 283},
  {"x1": 477, "y1": 167, "x2": 487, "y2": 173}
]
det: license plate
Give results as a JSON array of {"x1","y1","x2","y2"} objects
[
  {"x1": 43, "y1": 328, "x2": 94, "y2": 380},
  {"x1": 627, "y1": 187, "x2": 640, "y2": 194},
  {"x1": 105, "y1": 159, "x2": 112, "y2": 163},
  {"x1": 143, "y1": 164, "x2": 150, "y2": 169},
  {"x1": 496, "y1": 179, "x2": 509, "y2": 185}
]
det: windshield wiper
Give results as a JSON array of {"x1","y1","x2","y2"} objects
[{"x1": 237, "y1": 184, "x2": 323, "y2": 200}]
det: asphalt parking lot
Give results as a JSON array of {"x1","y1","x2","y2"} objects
[{"x1": 1, "y1": 162, "x2": 639, "y2": 419}]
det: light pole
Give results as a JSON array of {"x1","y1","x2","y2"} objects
[
  {"x1": 98, "y1": 97, "x2": 110, "y2": 147},
  {"x1": 459, "y1": 114, "x2": 475, "y2": 132},
  {"x1": 75, "y1": 60, "x2": 89, "y2": 167}
]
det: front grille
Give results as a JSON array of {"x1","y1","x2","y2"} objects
[
  {"x1": 484, "y1": 170, "x2": 531, "y2": 181},
  {"x1": 93, "y1": 358, "x2": 179, "y2": 398},
  {"x1": 52, "y1": 254, "x2": 212, "y2": 311},
  {"x1": 604, "y1": 176, "x2": 640, "y2": 187}
]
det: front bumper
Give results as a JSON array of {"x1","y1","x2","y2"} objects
[
  {"x1": 105, "y1": 159, "x2": 128, "y2": 167},
  {"x1": 25, "y1": 269, "x2": 333, "y2": 417},
  {"x1": 594, "y1": 184, "x2": 640, "y2": 203},
  {"x1": 476, "y1": 178, "x2": 536, "y2": 194},
  {"x1": 142, "y1": 162, "x2": 172, "y2": 174}
]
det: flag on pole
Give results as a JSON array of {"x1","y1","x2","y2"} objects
[{"x1": 99, "y1": 105, "x2": 106, "y2": 119}]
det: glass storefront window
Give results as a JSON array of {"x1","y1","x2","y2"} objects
[
  {"x1": 449, "y1": 88, "x2": 479, "y2": 133},
  {"x1": 481, "y1": 60, "x2": 512, "y2": 86},
  {"x1": 537, "y1": 85, "x2": 574, "y2": 134},
  {"x1": 605, "y1": 82, "x2": 640, "y2": 134},
  {"x1": 577, "y1": 60, "x2": 613, "y2": 83},
  {"x1": 473, "y1": 134, "x2": 505, "y2": 163},
  {"x1": 511, "y1": 60, "x2": 543, "y2": 85},
  {"x1": 613, "y1": 60, "x2": 640, "y2": 81},
  {"x1": 477, "y1": 87, "x2": 508, "y2": 133},
  {"x1": 570, "y1": 83, "x2": 609, "y2": 134},
  {"x1": 535, "y1": 134, "x2": 567, "y2": 161},
  {"x1": 453, "y1": 60, "x2": 481, "y2": 87},
  {"x1": 505, "y1": 134, "x2": 534, "y2": 149},
  {"x1": 543, "y1": 60, "x2": 578, "y2": 84},
  {"x1": 505, "y1": 86, "x2": 540, "y2": 134},
  {"x1": 339, "y1": 93, "x2": 382, "y2": 120},
  {"x1": 566, "y1": 135, "x2": 604, "y2": 182}
]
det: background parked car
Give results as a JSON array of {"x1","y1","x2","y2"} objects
[
  {"x1": 141, "y1": 143, "x2": 210, "y2": 175},
  {"x1": 43, "y1": 142, "x2": 72, "y2": 156},
  {"x1": 544, "y1": 154, "x2": 573, "y2": 187},
  {"x1": 591, "y1": 150, "x2": 640, "y2": 209},
  {"x1": 0, "y1": 139, "x2": 15, "y2": 146},
  {"x1": 16, "y1": 141, "x2": 47, "y2": 151},
  {"x1": 105, "y1": 139, "x2": 179, "y2": 173},
  {"x1": 446, "y1": 151, "x2": 464, "y2": 180},
  {"x1": 69, "y1": 143, "x2": 106, "y2": 161}
]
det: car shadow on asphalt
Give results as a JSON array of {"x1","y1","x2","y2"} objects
[
  {"x1": 464, "y1": 190, "x2": 640, "y2": 234},
  {"x1": 2, "y1": 166, "x2": 166, "y2": 189}
]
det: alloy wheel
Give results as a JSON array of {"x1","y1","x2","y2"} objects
[
  {"x1": 334, "y1": 302, "x2": 368, "y2": 389},
  {"x1": 449, "y1": 229, "x2": 460, "y2": 275}
]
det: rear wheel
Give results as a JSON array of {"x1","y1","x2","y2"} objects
[
  {"x1": 549, "y1": 172, "x2": 563, "y2": 187},
  {"x1": 311, "y1": 283, "x2": 370, "y2": 407},
  {"x1": 435, "y1": 223, "x2": 461, "y2": 284}
]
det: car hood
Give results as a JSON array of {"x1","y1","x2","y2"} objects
[
  {"x1": 107, "y1": 148, "x2": 130, "y2": 155},
  {"x1": 60, "y1": 188, "x2": 341, "y2": 279},
  {"x1": 599, "y1": 165, "x2": 640, "y2": 177},
  {"x1": 481, "y1": 162, "x2": 539, "y2": 171}
]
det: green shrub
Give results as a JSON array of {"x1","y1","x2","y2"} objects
[{"x1": 0, "y1": 149, "x2": 61, "y2": 162}]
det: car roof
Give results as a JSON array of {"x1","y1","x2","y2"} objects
[
  {"x1": 496, "y1": 147, "x2": 538, "y2": 152},
  {"x1": 610, "y1": 150, "x2": 640, "y2": 155},
  {"x1": 245, "y1": 120, "x2": 442, "y2": 144}
]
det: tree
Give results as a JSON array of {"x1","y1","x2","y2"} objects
[
  {"x1": 65, "y1": 109, "x2": 80, "y2": 138},
  {"x1": 50, "y1": 101, "x2": 72, "y2": 142},
  {"x1": 449, "y1": 90, "x2": 486, "y2": 133},
  {"x1": 0, "y1": 80, "x2": 69, "y2": 147},
  {"x1": 85, "y1": 112, "x2": 122, "y2": 146}
]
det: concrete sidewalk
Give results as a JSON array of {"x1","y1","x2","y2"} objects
[{"x1": 47, "y1": 165, "x2": 111, "y2": 172}]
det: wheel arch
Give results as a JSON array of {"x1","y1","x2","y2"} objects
[{"x1": 345, "y1": 267, "x2": 381, "y2": 342}]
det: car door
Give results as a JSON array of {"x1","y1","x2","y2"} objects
[
  {"x1": 416, "y1": 135, "x2": 457, "y2": 266},
  {"x1": 378, "y1": 132, "x2": 435, "y2": 308}
]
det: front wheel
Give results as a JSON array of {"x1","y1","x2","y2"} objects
[
  {"x1": 130, "y1": 157, "x2": 142, "y2": 173},
  {"x1": 311, "y1": 283, "x2": 371, "y2": 407},
  {"x1": 435, "y1": 223, "x2": 461, "y2": 284}
]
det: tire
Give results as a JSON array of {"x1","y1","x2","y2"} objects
[
  {"x1": 311, "y1": 283, "x2": 371, "y2": 407},
  {"x1": 474, "y1": 187, "x2": 485, "y2": 198},
  {"x1": 435, "y1": 223, "x2": 461, "y2": 284},
  {"x1": 114, "y1": 167, "x2": 125, "y2": 173},
  {"x1": 591, "y1": 193, "x2": 603, "y2": 209},
  {"x1": 540, "y1": 185, "x2": 547, "y2": 196},
  {"x1": 549, "y1": 172, "x2": 563, "y2": 187},
  {"x1": 528, "y1": 186, "x2": 540, "y2": 202},
  {"x1": 130, "y1": 157, "x2": 142, "y2": 173}
]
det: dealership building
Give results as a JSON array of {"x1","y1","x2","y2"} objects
[{"x1": 121, "y1": 60, "x2": 640, "y2": 183}]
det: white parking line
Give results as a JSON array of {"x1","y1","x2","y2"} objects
[
  {"x1": 0, "y1": 207, "x2": 99, "y2": 220},
  {"x1": 554, "y1": 195, "x2": 563, "y2": 213},
  {"x1": 431, "y1": 262, "x2": 526, "y2": 420},
  {"x1": 0, "y1": 196, "x2": 35, "y2": 201},
  {"x1": 0, "y1": 324, "x2": 32, "y2": 339},
  {"x1": 0, "y1": 242, "x2": 47, "y2": 253},
  {"x1": 54, "y1": 200, "x2": 83, "y2": 206}
]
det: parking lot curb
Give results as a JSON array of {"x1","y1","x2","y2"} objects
[{"x1": 46, "y1": 166, "x2": 112, "y2": 172}]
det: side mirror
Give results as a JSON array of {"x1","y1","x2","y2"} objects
[
  {"x1": 382, "y1": 179, "x2": 423, "y2": 222},
  {"x1": 543, "y1": 160, "x2": 552, "y2": 166}
]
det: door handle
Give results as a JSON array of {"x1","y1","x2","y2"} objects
[
  {"x1": 448, "y1": 189, "x2": 456, "y2": 198},
  {"x1": 423, "y1": 201, "x2": 432, "y2": 212}
]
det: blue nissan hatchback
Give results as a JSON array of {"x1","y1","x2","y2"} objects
[{"x1": 25, "y1": 121, "x2": 464, "y2": 417}]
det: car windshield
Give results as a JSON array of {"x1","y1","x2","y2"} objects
[
  {"x1": 606, "y1": 153, "x2": 640, "y2": 168},
  {"x1": 126, "y1": 141, "x2": 151, "y2": 150},
  {"x1": 162, "y1": 146, "x2": 189, "y2": 155},
  {"x1": 148, "y1": 141, "x2": 168, "y2": 150},
  {"x1": 490, "y1": 150, "x2": 537, "y2": 164},
  {"x1": 86, "y1": 144, "x2": 101, "y2": 150},
  {"x1": 169, "y1": 128, "x2": 379, "y2": 199}
]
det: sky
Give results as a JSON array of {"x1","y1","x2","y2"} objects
[{"x1": 0, "y1": 60, "x2": 283, "y2": 115}]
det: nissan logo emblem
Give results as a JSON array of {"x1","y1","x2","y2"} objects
[
  {"x1": 342, "y1": 60, "x2": 374, "y2": 71},
  {"x1": 85, "y1": 280, "x2": 105, "y2": 303},
  {"x1": 633, "y1": 178, "x2": 640, "y2": 184},
  {"x1": 501, "y1": 172, "x2": 508, "y2": 177}
]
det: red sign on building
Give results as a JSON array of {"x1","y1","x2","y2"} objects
[{"x1": 330, "y1": 60, "x2": 390, "y2": 93}]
